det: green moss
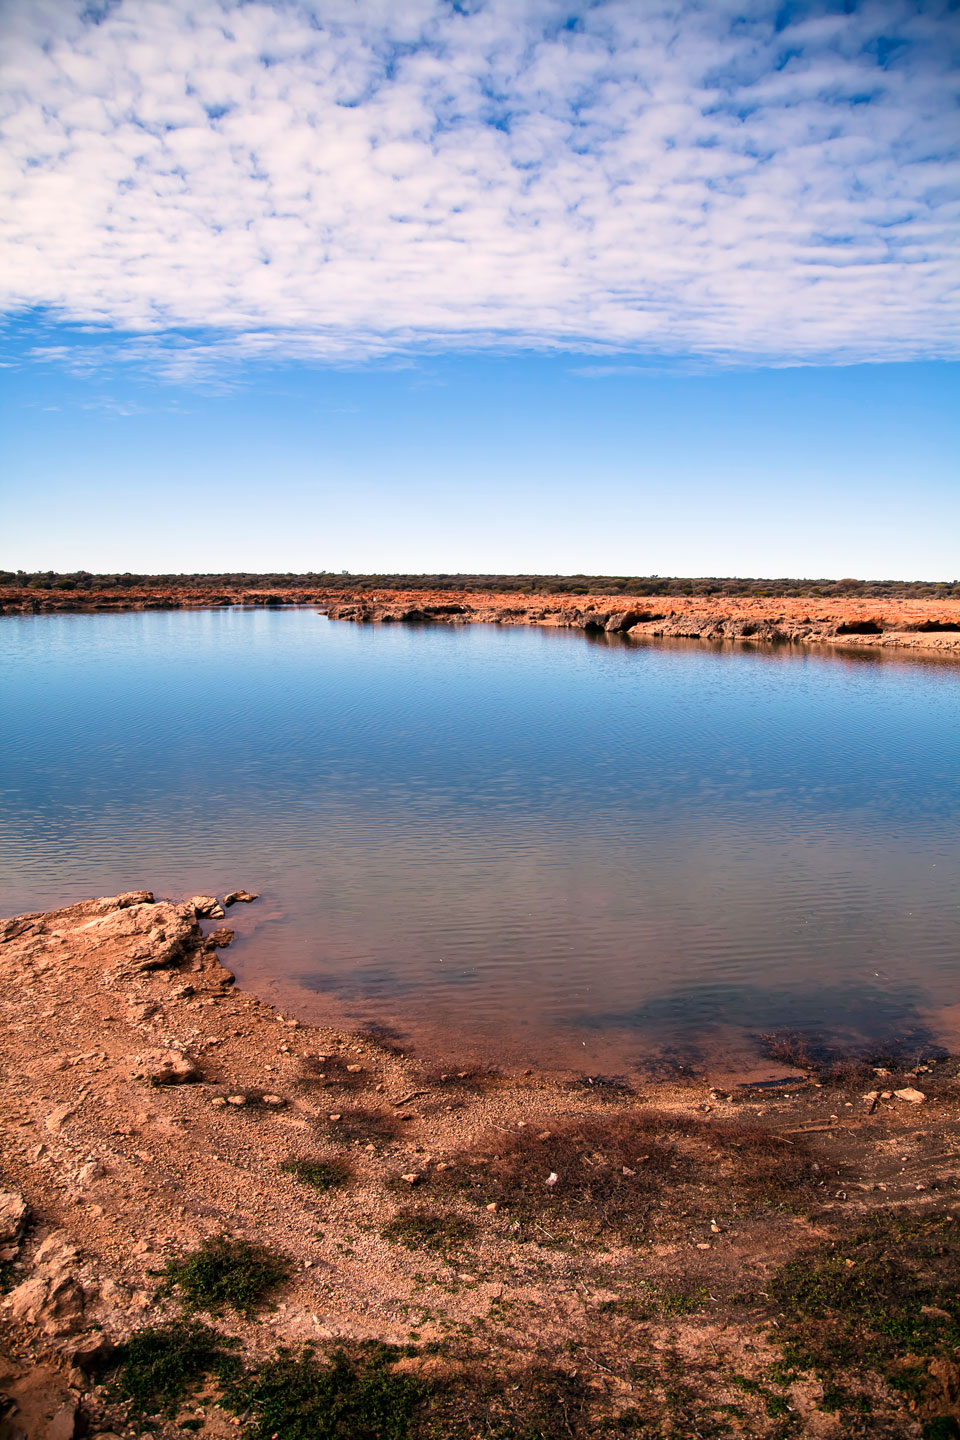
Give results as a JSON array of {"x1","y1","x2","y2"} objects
[
  {"x1": 223, "y1": 1343, "x2": 423, "y2": 1440},
  {"x1": 106, "y1": 1319, "x2": 238, "y2": 1417},
  {"x1": 923, "y1": 1420, "x2": 960, "y2": 1440},
  {"x1": 771, "y1": 1209, "x2": 960, "y2": 1431},
  {"x1": 161, "y1": 1235, "x2": 290, "y2": 1315},
  {"x1": 281, "y1": 1157, "x2": 353, "y2": 1190}
]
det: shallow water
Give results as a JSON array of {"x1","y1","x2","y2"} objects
[{"x1": 2, "y1": 608, "x2": 958, "y2": 1073}]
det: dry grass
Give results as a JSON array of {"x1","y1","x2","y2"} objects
[
  {"x1": 429, "y1": 1109, "x2": 823, "y2": 1240},
  {"x1": 297, "y1": 1053, "x2": 374, "y2": 1093},
  {"x1": 381, "y1": 1209, "x2": 477, "y2": 1256},
  {"x1": 319, "y1": 1107, "x2": 402, "y2": 1145}
]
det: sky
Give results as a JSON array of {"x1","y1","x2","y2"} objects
[{"x1": 1, "y1": 0, "x2": 958, "y2": 578}]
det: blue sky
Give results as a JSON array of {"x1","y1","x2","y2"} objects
[{"x1": 1, "y1": 0, "x2": 958, "y2": 577}]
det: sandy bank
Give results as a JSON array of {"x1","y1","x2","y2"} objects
[
  {"x1": 3, "y1": 586, "x2": 960, "y2": 657},
  {"x1": 2, "y1": 891, "x2": 960, "y2": 1438}
]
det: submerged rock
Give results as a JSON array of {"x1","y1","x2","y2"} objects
[{"x1": 188, "y1": 895, "x2": 225, "y2": 919}]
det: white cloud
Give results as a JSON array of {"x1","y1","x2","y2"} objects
[{"x1": 0, "y1": 0, "x2": 957, "y2": 370}]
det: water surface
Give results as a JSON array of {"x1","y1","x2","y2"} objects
[{"x1": 2, "y1": 609, "x2": 958, "y2": 1074}]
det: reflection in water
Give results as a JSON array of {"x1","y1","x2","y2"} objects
[{"x1": 1, "y1": 608, "x2": 958, "y2": 1071}]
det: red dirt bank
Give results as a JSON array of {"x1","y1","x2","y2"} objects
[{"x1": 3, "y1": 585, "x2": 960, "y2": 655}]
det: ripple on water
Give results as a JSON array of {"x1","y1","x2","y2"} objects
[{"x1": 1, "y1": 608, "x2": 958, "y2": 1070}]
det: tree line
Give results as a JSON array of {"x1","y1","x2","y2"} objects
[{"x1": 2, "y1": 570, "x2": 958, "y2": 599}]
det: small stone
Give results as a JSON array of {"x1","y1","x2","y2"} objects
[
  {"x1": 881, "y1": 1090, "x2": 893, "y2": 1099},
  {"x1": 696, "y1": 1242, "x2": 711, "y2": 1250},
  {"x1": 538, "y1": 1130, "x2": 552, "y2": 1140},
  {"x1": 346, "y1": 1064, "x2": 364, "y2": 1074},
  {"x1": 76, "y1": 1159, "x2": 105, "y2": 1188},
  {"x1": 436, "y1": 1161, "x2": 453, "y2": 1172},
  {"x1": 211, "y1": 1097, "x2": 227, "y2": 1107},
  {"x1": 401, "y1": 1173, "x2": 421, "y2": 1185},
  {"x1": 862, "y1": 1091, "x2": 879, "y2": 1102},
  {"x1": 544, "y1": 1171, "x2": 559, "y2": 1187},
  {"x1": 486, "y1": 1202, "x2": 499, "y2": 1212},
  {"x1": 226, "y1": 1094, "x2": 246, "y2": 1106},
  {"x1": 894, "y1": 1087, "x2": 926, "y2": 1104},
  {"x1": 328, "y1": 1113, "x2": 342, "y2": 1122},
  {"x1": 115, "y1": 888, "x2": 155, "y2": 907},
  {"x1": 262, "y1": 1094, "x2": 283, "y2": 1106},
  {"x1": 710, "y1": 1222, "x2": 721, "y2": 1233},
  {"x1": 622, "y1": 1166, "x2": 636, "y2": 1177},
  {"x1": 149, "y1": 1053, "x2": 201, "y2": 1087},
  {"x1": 189, "y1": 895, "x2": 225, "y2": 919}
]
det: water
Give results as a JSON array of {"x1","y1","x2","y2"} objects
[{"x1": 2, "y1": 608, "x2": 958, "y2": 1074}]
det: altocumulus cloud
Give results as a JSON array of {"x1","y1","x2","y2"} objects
[{"x1": 1, "y1": 0, "x2": 958, "y2": 373}]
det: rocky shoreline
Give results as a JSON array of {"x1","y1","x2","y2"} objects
[
  {"x1": 2, "y1": 890, "x2": 960, "y2": 1438},
  {"x1": 2, "y1": 586, "x2": 960, "y2": 656}
]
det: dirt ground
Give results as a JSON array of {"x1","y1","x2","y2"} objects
[{"x1": 2, "y1": 891, "x2": 960, "y2": 1439}]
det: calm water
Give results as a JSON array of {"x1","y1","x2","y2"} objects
[{"x1": 2, "y1": 608, "x2": 959, "y2": 1074}]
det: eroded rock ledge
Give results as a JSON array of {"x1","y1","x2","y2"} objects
[
  {"x1": 323, "y1": 591, "x2": 960, "y2": 654},
  {"x1": 2, "y1": 891, "x2": 960, "y2": 1438}
]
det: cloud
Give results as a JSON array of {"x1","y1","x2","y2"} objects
[{"x1": 0, "y1": 0, "x2": 958, "y2": 371}]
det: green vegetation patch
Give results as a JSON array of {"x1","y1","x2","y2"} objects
[
  {"x1": 281, "y1": 1156, "x2": 354, "y2": 1190},
  {"x1": 105, "y1": 1319, "x2": 238, "y2": 1418},
  {"x1": 382, "y1": 1209, "x2": 477, "y2": 1255},
  {"x1": 771, "y1": 1208, "x2": 960, "y2": 1431},
  {"x1": 623, "y1": 1284, "x2": 712, "y2": 1320},
  {"x1": 223, "y1": 1343, "x2": 424, "y2": 1440},
  {"x1": 160, "y1": 1235, "x2": 290, "y2": 1315}
]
